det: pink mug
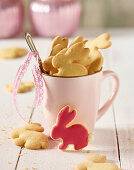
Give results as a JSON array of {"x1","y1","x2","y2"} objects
[{"x1": 43, "y1": 70, "x2": 119, "y2": 135}]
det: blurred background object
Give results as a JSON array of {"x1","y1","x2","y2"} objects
[
  {"x1": 0, "y1": 0, "x2": 24, "y2": 38},
  {"x1": 79, "y1": 0, "x2": 134, "y2": 28},
  {"x1": 0, "y1": 0, "x2": 134, "y2": 38},
  {"x1": 29, "y1": 0, "x2": 81, "y2": 37}
]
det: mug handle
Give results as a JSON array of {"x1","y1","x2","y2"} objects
[{"x1": 97, "y1": 70, "x2": 119, "y2": 121}]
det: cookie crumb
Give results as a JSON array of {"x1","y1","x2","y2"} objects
[
  {"x1": 32, "y1": 166, "x2": 36, "y2": 170},
  {"x1": 128, "y1": 138, "x2": 134, "y2": 142},
  {"x1": 87, "y1": 150, "x2": 90, "y2": 153},
  {"x1": 8, "y1": 161, "x2": 12, "y2": 164}
]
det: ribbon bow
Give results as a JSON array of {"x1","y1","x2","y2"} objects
[{"x1": 13, "y1": 52, "x2": 44, "y2": 122}]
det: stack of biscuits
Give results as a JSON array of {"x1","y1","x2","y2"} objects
[{"x1": 42, "y1": 34, "x2": 112, "y2": 77}]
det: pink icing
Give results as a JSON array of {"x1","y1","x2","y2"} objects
[{"x1": 51, "y1": 106, "x2": 89, "y2": 150}]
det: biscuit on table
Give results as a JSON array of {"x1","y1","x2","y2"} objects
[
  {"x1": 76, "y1": 153, "x2": 121, "y2": 170},
  {"x1": 10, "y1": 123, "x2": 48, "y2": 150},
  {"x1": 5, "y1": 82, "x2": 35, "y2": 93},
  {"x1": 0, "y1": 47, "x2": 28, "y2": 59}
]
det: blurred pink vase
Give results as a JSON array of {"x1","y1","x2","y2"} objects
[
  {"x1": 0, "y1": 0, "x2": 24, "y2": 38},
  {"x1": 29, "y1": 0, "x2": 82, "y2": 37}
]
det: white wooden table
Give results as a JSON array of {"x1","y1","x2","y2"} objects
[{"x1": 0, "y1": 29, "x2": 134, "y2": 170}]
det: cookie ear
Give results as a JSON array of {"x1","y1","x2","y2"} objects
[
  {"x1": 69, "y1": 36, "x2": 84, "y2": 47},
  {"x1": 95, "y1": 33, "x2": 112, "y2": 49},
  {"x1": 51, "y1": 36, "x2": 68, "y2": 49},
  {"x1": 50, "y1": 44, "x2": 64, "y2": 56},
  {"x1": 26, "y1": 123, "x2": 44, "y2": 132},
  {"x1": 57, "y1": 106, "x2": 76, "y2": 126},
  {"x1": 10, "y1": 128, "x2": 20, "y2": 138}
]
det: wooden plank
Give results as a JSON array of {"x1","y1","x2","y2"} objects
[
  {"x1": 16, "y1": 46, "x2": 120, "y2": 169},
  {"x1": 0, "y1": 38, "x2": 51, "y2": 170},
  {"x1": 16, "y1": 109, "x2": 120, "y2": 170},
  {"x1": 107, "y1": 36, "x2": 134, "y2": 170},
  {"x1": 0, "y1": 39, "x2": 34, "y2": 170}
]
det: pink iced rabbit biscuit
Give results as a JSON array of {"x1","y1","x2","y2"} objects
[{"x1": 51, "y1": 106, "x2": 90, "y2": 150}]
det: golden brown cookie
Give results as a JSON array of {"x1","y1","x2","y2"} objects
[
  {"x1": 51, "y1": 36, "x2": 68, "y2": 49},
  {"x1": 85, "y1": 33, "x2": 112, "y2": 74},
  {"x1": 76, "y1": 154, "x2": 121, "y2": 170},
  {"x1": 43, "y1": 36, "x2": 69, "y2": 74},
  {"x1": 0, "y1": 47, "x2": 28, "y2": 59},
  {"x1": 5, "y1": 82, "x2": 34, "y2": 93},
  {"x1": 42, "y1": 56, "x2": 58, "y2": 75},
  {"x1": 87, "y1": 57, "x2": 103, "y2": 75},
  {"x1": 43, "y1": 34, "x2": 112, "y2": 77},
  {"x1": 52, "y1": 42, "x2": 89, "y2": 77},
  {"x1": 10, "y1": 123, "x2": 48, "y2": 150}
]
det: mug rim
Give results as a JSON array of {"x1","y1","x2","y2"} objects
[{"x1": 42, "y1": 69, "x2": 102, "y2": 79}]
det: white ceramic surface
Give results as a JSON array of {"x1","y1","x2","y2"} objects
[{"x1": 43, "y1": 70, "x2": 119, "y2": 134}]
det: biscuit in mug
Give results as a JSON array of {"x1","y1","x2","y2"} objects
[
  {"x1": 43, "y1": 36, "x2": 69, "y2": 74},
  {"x1": 43, "y1": 34, "x2": 112, "y2": 76},
  {"x1": 52, "y1": 42, "x2": 90, "y2": 77},
  {"x1": 51, "y1": 36, "x2": 68, "y2": 49},
  {"x1": 88, "y1": 57, "x2": 103, "y2": 75},
  {"x1": 85, "y1": 33, "x2": 112, "y2": 74}
]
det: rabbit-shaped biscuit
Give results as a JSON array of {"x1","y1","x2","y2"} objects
[
  {"x1": 5, "y1": 81, "x2": 34, "y2": 93},
  {"x1": 51, "y1": 106, "x2": 89, "y2": 150},
  {"x1": 51, "y1": 36, "x2": 68, "y2": 49},
  {"x1": 85, "y1": 33, "x2": 112, "y2": 74},
  {"x1": 76, "y1": 154, "x2": 121, "y2": 170},
  {"x1": 0, "y1": 47, "x2": 28, "y2": 59},
  {"x1": 42, "y1": 36, "x2": 68, "y2": 75},
  {"x1": 10, "y1": 123, "x2": 48, "y2": 150},
  {"x1": 52, "y1": 42, "x2": 90, "y2": 77}
]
